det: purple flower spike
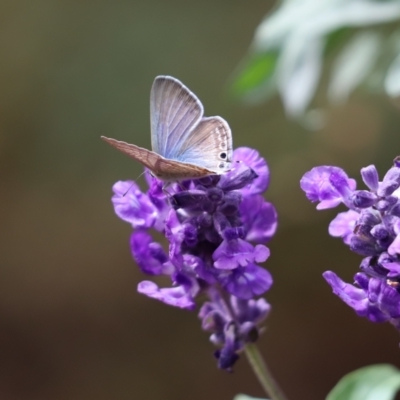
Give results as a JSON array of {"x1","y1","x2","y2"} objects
[
  {"x1": 109, "y1": 146, "x2": 277, "y2": 370},
  {"x1": 303, "y1": 158, "x2": 400, "y2": 331}
]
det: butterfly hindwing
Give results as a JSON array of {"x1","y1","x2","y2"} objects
[{"x1": 174, "y1": 116, "x2": 233, "y2": 173}]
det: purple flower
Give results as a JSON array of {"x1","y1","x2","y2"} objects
[
  {"x1": 301, "y1": 158, "x2": 400, "y2": 330},
  {"x1": 233, "y1": 147, "x2": 270, "y2": 195},
  {"x1": 241, "y1": 195, "x2": 278, "y2": 243},
  {"x1": 112, "y1": 181, "x2": 158, "y2": 229},
  {"x1": 110, "y1": 147, "x2": 277, "y2": 370},
  {"x1": 300, "y1": 166, "x2": 356, "y2": 210}
]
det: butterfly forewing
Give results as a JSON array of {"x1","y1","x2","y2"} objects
[
  {"x1": 101, "y1": 137, "x2": 161, "y2": 170},
  {"x1": 150, "y1": 76, "x2": 203, "y2": 159},
  {"x1": 174, "y1": 116, "x2": 233, "y2": 173},
  {"x1": 101, "y1": 136, "x2": 215, "y2": 181}
]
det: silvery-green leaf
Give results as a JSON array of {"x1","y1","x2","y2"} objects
[
  {"x1": 233, "y1": 394, "x2": 268, "y2": 400},
  {"x1": 385, "y1": 52, "x2": 400, "y2": 97},
  {"x1": 328, "y1": 31, "x2": 382, "y2": 103},
  {"x1": 278, "y1": 34, "x2": 323, "y2": 116},
  {"x1": 254, "y1": 0, "x2": 400, "y2": 53},
  {"x1": 254, "y1": 0, "x2": 342, "y2": 51},
  {"x1": 326, "y1": 364, "x2": 400, "y2": 400}
]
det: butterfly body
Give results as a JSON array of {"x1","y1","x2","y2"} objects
[{"x1": 102, "y1": 76, "x2": 233, "y2": 182}]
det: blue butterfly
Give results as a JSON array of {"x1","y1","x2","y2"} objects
[{"x1": 102, "y1": 75, "x2": 233, "y2": 181}]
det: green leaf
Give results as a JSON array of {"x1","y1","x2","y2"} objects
[
  {"x1": 326, "y1": 364, "x2": 400, "y2": 400},
  {"x1": 324, "y1": 27, "x2": 353, "y2": 56},
  {"x1": 230, "y1": 51, "x2": 278, "y2": 103},
  {"x1": 233, "y1": 394, "x2": 268, "y2": 400}
]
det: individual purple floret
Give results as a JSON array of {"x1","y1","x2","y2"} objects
[
  {"x1": 300, "y1": 157, "x2": 400, "y2": 330},
  {"x1": 111, "y1": 147, "x2": 277, "y2": 370}
]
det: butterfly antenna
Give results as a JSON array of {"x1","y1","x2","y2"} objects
[{"x1": 122, "y1": 170, "x2": 147, "y2": 197}]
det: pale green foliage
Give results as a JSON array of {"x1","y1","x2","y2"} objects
[
  {"x1": 232, "y1": 0, "x2": 400, "y2": 118},
  {"x1": 326, "y1": 364, "x2": 400, "y2": 400}
]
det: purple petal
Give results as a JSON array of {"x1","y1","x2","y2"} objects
[
  {"x1": 328, "y1": 210, "x2": 359, "y2": 245},
  {"x1": 165, "y1": 210, "x2": 184, "y2": 259},
  {"x1": 233, "y1": 147, "x2": 270, "y2": 195},
  {"x1": 241, "y1": 195, "x2": 278, "y2": 243},
  {"x1": 323, "y1": 271, "x2": 370, "y2": 315},
  {"x1": 112, "y1": 181, "x2": 157, "y2": 228},
  {"x1": 218, "y1": 162, "x2": 257, "y2": 192},
  {"x1": 361, "y1": 165, "x2": 379, "y2": 191},
  {"x1": 300, "y1": 166, "x2": 354, "y2": 209},
  {"x1": 230, "y1": 296, "x2": 271, "y2": 325},
  {"x1": 383, "y1": 166, "x2": 400, "y2": 185},
  {"x1": 388, "y1": 234, "x2": 400, "y2": 256},
  {"x1": 137, "y1": 281, "x2": 196, "y2": 310},
  {"x1": 218, "y1": 264, "x2": 273, "y2": 299},
  {"x1": 130, "y1": 231, "x2": 171, "y2": 275},
  {"x1": 213, "y1": 239, "x2": 259, "y2": 270},
  {"x1": 323, "y1": 272, "x2": 390, "y2": 322},
  {"x1": 254, "y1": 245, "x2": 270, "y2": 263},
  {"x1": 214, "y1": 323, "x2": 240, "y2": 371}
]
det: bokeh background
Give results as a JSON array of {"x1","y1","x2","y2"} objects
[{"x1": 1, "y1": 1, "x2": 400, "y2": 399}]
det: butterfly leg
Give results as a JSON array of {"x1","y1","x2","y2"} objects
[{"x1": 161, "y1": 181, "x2": 175, "y2": 198}]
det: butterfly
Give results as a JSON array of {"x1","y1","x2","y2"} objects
[{"x1": 101, "y1": 75, "x2": 233, "y2": 183}]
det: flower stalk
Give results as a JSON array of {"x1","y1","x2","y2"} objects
[{"x1": 244, "y1": 343, "x2": 288, "y2": 400}]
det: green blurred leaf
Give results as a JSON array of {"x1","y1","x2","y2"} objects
[
  {"x1": 326, "y1": 364, "x2": 400, "y2": 400},
  {"x1": 231, "y1": 51, "x2": 278, "y2": 102},
  {"x1": 385, "y1": 52, "x2": 400, "y2": 97},
  {"x1": 233, "y1": 394, "x2": 268, "y2": 400},
  {"x1": 324, "y1": 27, "x2": 353, "y2": 56}
]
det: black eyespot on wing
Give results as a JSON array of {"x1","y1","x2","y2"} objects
[
  {"x1": 220, "y1": 152, "x2": 227, "y2": 159},
  {"x1": 219, "y1": 163, "x2": 225, "y2": 169}
]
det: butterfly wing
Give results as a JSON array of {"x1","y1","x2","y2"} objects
[
  {"x1": 173, "y1": 116, "x2": 233, "y2": 173},
  {"x1": 101, "y1": 136, "x2": 214, "y2": 181},
  {"x1": 103, "y1": 75, "x2": 232, "y2": 181},
  {"x1": 150, "y1": 76, "x2": 204, "y2": 159},
  {"x1": 101, "y1": 136, "x2": 161, "y2": 170},
  {"x1": 151, "y1": 76, "x2": 233, "y2": 174}
]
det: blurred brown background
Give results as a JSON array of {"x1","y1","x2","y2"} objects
[{"x1": 1, "y1": 1, "x2": 400, "y2": 399}]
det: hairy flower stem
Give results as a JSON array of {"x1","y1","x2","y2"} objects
[{"x1": 244, "y1": 343, "x2": 288, "y2": 400}]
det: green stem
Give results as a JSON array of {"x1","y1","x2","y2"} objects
[{"x1": 244, "y1": 343, "x2": 288, "y2": 400}]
